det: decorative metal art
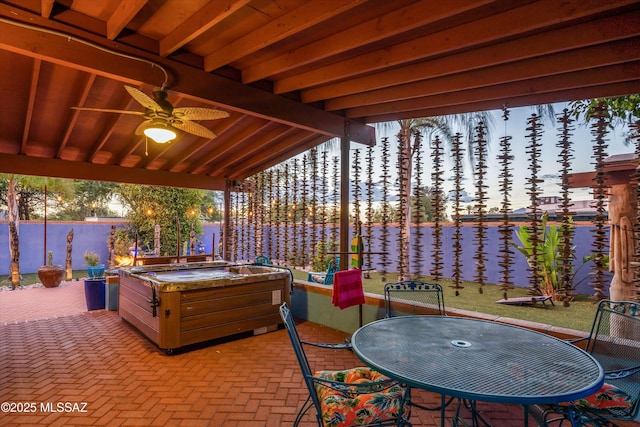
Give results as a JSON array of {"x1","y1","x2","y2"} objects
[
  {"x1": 365, "y1": 146, "x2": 375, "y2": 274},
  {"x1": 274, "y1": 168, "x2": 281, "y2": 263},
  {"x1": 497, "y1": 107, "x2": 514, "y2": 299},
  {"x1": 632, "y1": 119, "x2": 640, "y2": 302},
  {"x1": 283, "y1": 162, "x2": 290, "y2": 265},
  {"x1": 352, "y1": 148, "x2": 362, "y2": 228},
  {"x1": 331, "y1": 156, "x2": 339, "y2": 245},
  {"x1": 257, "y1": 171, "x2": 266, "y2": 259},
  {"x1": 525, "y1": 114, "x2": 544, "y2": 296},
  {"x1": 300, "y1": 154, "x2": 308, "y2": 266},
  {"x1": 451, "y1": 132, "x2": 465, "y2": 294},
  {"x1": 412, "y1": 131, "x2": 424, "y2": 279},
  {"x1": 291, "y1": 158, "x2": 300, "y2": 266},
  {"x1": 430, "y1": 135, "x2": 445, "y2": 283},
  {"x1": 320, "y1": 150, "x2": 328, "y2": 246},
  {"x1": 589, "y1": 102, "x2": 609, "y2": 300},
  {"x1": 231, "y1": 190, "x2": 239, "y2": 261},
  {"x1": 380, "y1": 136, "x2": 391, "y2": 281},
  {"x1": 309, "y1": 148, "x2": 318, "y2": 258},
  {"x1": 239, "y1": 186, "x2": 247, "y2": 261},
  {"x1": 556, "y1": 109, "x2": 577, "y2": 306},
  {"x1": 396, "y1": 132, "x2": 409, "y2": 279},
  {"x1": 473, "y1": 121, "x2": 488, "y2": 293},
  {"x1": 267, "y1": 169, "x2": 274, "y2": 259}
]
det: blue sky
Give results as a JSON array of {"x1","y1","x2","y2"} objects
[{"x1": 349, "y1": 102, "x2": 634, "y2": 211}]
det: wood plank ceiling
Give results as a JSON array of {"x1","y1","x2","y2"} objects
[{"x1": 0, "y1": 0, "x2": 638, "y2": 190}]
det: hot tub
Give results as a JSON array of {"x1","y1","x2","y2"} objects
[{"x1": 118, "y1": 262, "x2": 291, "y2": 353}]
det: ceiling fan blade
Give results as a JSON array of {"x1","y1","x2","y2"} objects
[
  {"x1": 134, "y1": 120, "x2": 153, "y2": 136},
  {"x1": 71, "y1": 106, "x2": 144, "y2": 115},
  {"x1": 173, "y1": 120, "x2": 216, "y2": 139},
  {"x1": 125, "y1": 85, "x2": 162, "y2": 111},
  {"x1": 172, "y1": 107, "x2": 229, "y2": 121}
]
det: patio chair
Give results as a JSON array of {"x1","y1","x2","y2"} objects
[
  {"x1": 384, "y1": 281, "x2": 446, "y2": 318},
  {"x1": 253, "y1": 255, "x2": 272, "y2": 265},
  {"x1": 307, "y1": 258, "x2": 338, "y2": 285},
  {"x1": 279, "y1": 302, "x2": 412, "y2": 427},
  {"x1": 538, "y1": 299, "x2": 640, "y2": 426},
  {"x1": 383, "y1": 281, "x2": 450, "y2": 412}
]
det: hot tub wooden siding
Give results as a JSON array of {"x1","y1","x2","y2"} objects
[{"x1": 119, "y1": 264, "x2": 291, "y2": 352}]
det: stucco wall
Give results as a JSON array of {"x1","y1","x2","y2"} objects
[{"x1": 1, "y1": 221, "x2": 610, "y2": 297}]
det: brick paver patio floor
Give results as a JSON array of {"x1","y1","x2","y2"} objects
[{"x1": 1, "y1": 281, "x2": 638, "y2": 426}]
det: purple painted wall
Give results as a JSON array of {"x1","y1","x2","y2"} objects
[{"x1": 1, "y1": 221, "x2": 609, "y2": 296}]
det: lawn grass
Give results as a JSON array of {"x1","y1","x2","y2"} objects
[
  {"x1": 291, "y1": 268, "x2": 599, "y2": 333},
  {"x1": 2, "y1": 267, "x2": 598, "y2": 333}
]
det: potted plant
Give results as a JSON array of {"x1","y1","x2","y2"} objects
[
  {"x1": 37, "y1": 250, "x2": 64, "y2": 288},
  {"x1": 83, "y1": 250, "x2": 105, "y2": 279}
]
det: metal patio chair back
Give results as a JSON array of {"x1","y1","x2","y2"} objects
[
  {"x1": 307, "y1": 258, "x2": 338, "y2": 285},
  {"x1": 384, "y1": 281, "x2": 445, "y2": 318},
  {"x1": 541, "y1": 299, "x2": 640, "y2": 426},
  {"x1": 254, "y1": 255, "x2": 272, "y2": 265},
  {"x1": 279, "y1": 302, "x2": 411, "y2": 427}
]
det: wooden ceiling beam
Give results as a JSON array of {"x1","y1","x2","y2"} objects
[
  {"x1": 40, "y1": 0, "x2": 54, "y2": 18},
  {"x1": 361, "y1": 80, "x2": 640, "y2": 123},
  {"x1": 213, "y1": 125, "x2": 298, "y2": 177},
  {"x1": 161, "y1": 114, "x2": 245, "y2": 172},
  {"x1": 327, "y1": 38, "x2": 640, "y2": 111},
  {"x1": 0, "y1": 153, "x2": 227, "y2": 190},
  {"x1": 231, "y1": 135, "x2": 330, "y2": 179},
  {"x1": 203, "y1": 0, "x2": 366, "y2": 72},
  {"x1": 159, "y1": 0, "x2": 252, "y2": 57},
  {"x1": 57, "y1": 73, "x2": 97, "y2": 158},
  {"x1": 20, "y1": 58, "x2": 40, "y2": 155},
  {"x1": 185, "y1": 119, "x2": 270, "y2": 174},
  {"x1": 303, "y1": 11, "x2": 640, "y2": 104},
  {"x1": 192, "y1": 122, "x2": 292, "y2": 176},
  {"x1": 241, "y1": 0, "x2": 504, "y2": 83},
  {"x1": 0, "y1": 9, "x2": 374, "y2": 145},
  {"x1": 224, "y1": 129, "x2": 318, "y2": 178},
  {"x1": 86, "y1": 96, "x2": 139, "y2": 162},
  {"x1": 106, "y1": 0, "x2": 147, "y2": 40},
  {"x1": 348, "y1": 62, "x2": 640, "y2": 119},
  {"x1": 274, "y1": 0, "x2": 638, "y2": 94}
]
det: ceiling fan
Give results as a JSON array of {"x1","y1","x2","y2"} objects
[{"x1": 72, "y1": 85, "x2": 229, "y2": 143}]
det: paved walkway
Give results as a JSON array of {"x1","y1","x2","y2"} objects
[
  {"x1": 0, "y1": 282, "x2": 637, "y2": 426},
  {"x1": 0, "y1": 280, "x2": 87, "y2": 323}
]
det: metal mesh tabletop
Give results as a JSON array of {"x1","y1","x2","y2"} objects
[{"x1": 351, "y1": 316, "x2": 604, "y2": 405}]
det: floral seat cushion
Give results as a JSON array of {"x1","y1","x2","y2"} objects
[
  {"x1": 313, "y1": 367, "x2": 407, "y2": 427},
  {"x1": 311, "y1": 273, "x2": 327, "y2": 283},
  {"x1": 562, "y1": 383, "x2": 634, "y2": 411}
]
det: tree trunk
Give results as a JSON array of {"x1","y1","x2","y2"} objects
[{"x1": 7, "y1": 175, "x2": 20, "y2": 289}]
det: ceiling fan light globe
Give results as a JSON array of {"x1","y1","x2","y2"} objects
[{"x1": 144, "y1": 126, "x2": 176, "y2": 143}]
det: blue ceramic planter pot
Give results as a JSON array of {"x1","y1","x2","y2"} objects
[
  {"x1": 87, "y1": 264, "x2": 105, "y2": 279},
  {"x1": 84, "y1": 278, "x2": 105, "y2": 310}
]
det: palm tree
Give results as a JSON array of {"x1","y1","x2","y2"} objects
[{"x1": 378, "y1": 113, "x2": 492, "y2": 280}]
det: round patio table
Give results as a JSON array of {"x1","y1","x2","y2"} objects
[{"x1": 351, "y1": 316, "x2": 604, "y2": 427}]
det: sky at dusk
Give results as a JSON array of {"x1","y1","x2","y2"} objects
[{"x1": 354, "y1": 102, "x2": 634, "y2": 212}]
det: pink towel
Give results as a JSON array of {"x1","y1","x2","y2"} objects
[{"x1": 332, "y1": 269, "x2": 365, "y2": 309}]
